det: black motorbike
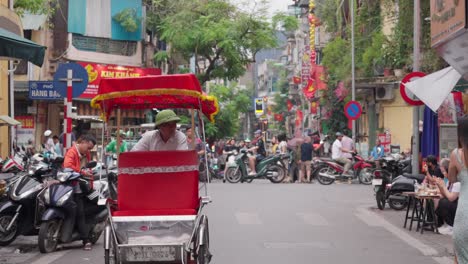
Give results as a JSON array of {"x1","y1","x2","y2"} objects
[
  {"x1": 37, "y1": 162, "x2": 108, "y2": 253},
  {"x1": 225, "y1": 150, "x2": 288, "y2": 183},
  {"x1": 373, "y1": 169, "x2": 425, "y2": 210},
  {"x1": 0, "y1": 155, "x2": 63, "y2": 246}
]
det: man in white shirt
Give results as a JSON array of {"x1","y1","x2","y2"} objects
[
  {"x1": 331, "y1": 132, "x2": 353, "y2": 176},
  {"x1": 341, "y1": 134, "x2": 355, "y2": 159},
  {"x1": 131, "y1": 110, "x2": 188, "y2": 151}
]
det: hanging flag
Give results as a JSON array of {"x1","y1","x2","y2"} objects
[
  {"x1": 287, "y1": 100, "x2": 293, "y2": 112},
  {"x1": 303, "y1": 78, "x2": 317, "y2": 99},
  {"x1": 274, "y1": 113, "x2": 284, "y2": 122},
  {"x1": 310, "y1": 101, "x2": 318, "y2": 114},
  {"x1": 295, "y1": 109, "x2": 303, "y2": 128},
  {"x1": 315, "y1": 65, "x2": 327, "y2": 90},
  {"x1": 293, "y1": 76, "x2": 301, "y2": 84}
]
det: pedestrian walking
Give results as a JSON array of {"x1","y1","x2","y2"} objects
[{"x1": 298, "y1": 136, "x2": 313, "y2": 183}]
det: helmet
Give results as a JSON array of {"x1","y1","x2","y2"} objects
[
  {"x1": 245, "y1": 138, "x2": 251, "y2": 143},
  {"x1": 335, "y1": 132, "x2": 343, "y2": 137},
  {"x1": 44, "y1": 130, "x2": 52, "y2": 137},
  {"x1": 155, "y1": 110, "x2": 181, "y2": 127},
  {"x1": 254, "y1": 129, "x2": 262, "y2": 135}
]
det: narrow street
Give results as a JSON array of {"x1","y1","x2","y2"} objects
[{"x1": 0, "y1": 181, "x2": 455, "y2": 264}]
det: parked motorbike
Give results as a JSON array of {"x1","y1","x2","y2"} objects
[
  {"x1": 0, "y1": 148, "x2": 33, "y2": 202},
  {"x1": 0, "y1": 156, "x2": 63, "y2": 246},
  {"x1": 373, "y1": 169, "x2": 425, "y2": 210},
  {"x1": 313, "y1": 153, "x2": 374, "y2": 185},
  {"x1": 225, "y1": 150, "x2": 287, "y2": 183},
  {"x1": 37, "y1": 162, "x2": 108, "y2": 253}
]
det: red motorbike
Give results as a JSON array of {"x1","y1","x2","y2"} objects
[{"x1": 312, "y1": 153, "x2": 374, "y2": 185}]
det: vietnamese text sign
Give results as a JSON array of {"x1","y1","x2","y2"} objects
[
  {"x1": 29, "y1": 81, "x2": 62, "y2": 100},
  {"x1": 77, "y1": 62, "x2": 162, "y2": 99},
  {"x1": 431, "y1": 0, "x2": 466, "y2": 47}
]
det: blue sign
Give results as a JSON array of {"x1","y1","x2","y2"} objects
[
  {"x1": 344, "y1": 100, "x2": 362, "y2": 120},
  {"x1": 29, "y1": 81, "x2": 63, "y2": 100},
  {"x1": 53, "y1": 63, "x2": 89, "y2": 98}
]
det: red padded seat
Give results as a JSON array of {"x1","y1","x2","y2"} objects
[{"x1": 113, "y1": 150, "x2": 199, "y2": 217}]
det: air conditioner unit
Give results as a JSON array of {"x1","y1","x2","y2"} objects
[{"x1": 375, "y1": 86, "x2": 394, "y2": 101}]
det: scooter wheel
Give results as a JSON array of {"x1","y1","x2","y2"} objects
[
  {"x1": 316, "y1": 166, "x2": 335, "y2": 185},
  {"x1": 376, "y1": 191, "x2": 385, "y2": 210},
  {"x1": 389, "y1": 197, "x2": 407, "y2": 210},
  {"x1": 38, "y1": 220, "x2": 61, "y2": 253},
  {"x1": 0, "y1": 212, "x2": 19, "y2": 246},
  {"x1": 225, "y1": 167, "x2": 242, "y2": 183}
]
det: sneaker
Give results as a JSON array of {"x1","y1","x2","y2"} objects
[
  {"x1": 83, "y1": 242, "x2": 92, "y2": 251},
  {"x1": 439, "y1": 225, "x2": 453, "y2": 235},
  {"x1": 248, "y1": 172, "x2": 256, "y2": 176}
]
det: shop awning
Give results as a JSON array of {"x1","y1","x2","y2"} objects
[
  {"x1": 0, "y1": 27, "x2": 46, "y2": 67},
  {"x1": 0, "y1": 115, "x2": 21, "y2": 126}
]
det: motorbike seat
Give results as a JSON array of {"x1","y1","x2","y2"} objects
[
  {"x1": 0, "y1": 173, "x2": 16, "y2": 180},
  {"x1": 402, "y1": 173, "x2": 425, "y2": 183}
]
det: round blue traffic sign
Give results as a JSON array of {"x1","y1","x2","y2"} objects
[
  {"x1": 53, "y1": 63, "x2": 89, "y2": 98},
  {"x1": 344, "y1": 101, "x2": 362, "y2": 120}
]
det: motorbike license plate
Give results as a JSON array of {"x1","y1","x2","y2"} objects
[
  {"x1": 372, "y1": 179, "x2": 382, "y2": 186},
  {"x1": 125, "y1": 246, "x2": 177, "y2": 262}
]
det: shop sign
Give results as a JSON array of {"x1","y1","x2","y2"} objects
[
  {"x1": 28, "y1": 81, "x2": 62, "y2": 100},
  {"x1": 15, "y1": 116, "x2": 35, "y2": 147},
  {"x1": 76, "y1": 62, "x2": 162, "y2": 99},
  {"x1": 431, "y1": 0, "x2": 466, "y2": 47},
  {"x1": 254, "y1": 98, "x2": 264, "y2": 116}
]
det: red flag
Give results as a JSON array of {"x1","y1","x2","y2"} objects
[
  {"x1": 274, "y1": 113, "x2": 284, "y2": 122},
  {"x1": 287, "y1": 100, "x2": 293, "y2": 111},
  {"x1": 310, "y1": 101, "x2": 318, "y2": 114},
  {"x1": 295, "y1": 110, "x2": 303, "y2": 127},
  {"x1": 314, "y1": 65, "x2": 327, "y2": 90},
  {"x1": 303, "y1": 78, "x2": 316, "y2": 99},
  {"x1": 293, "y1": 76, "x2": 301, "y2": 84}
]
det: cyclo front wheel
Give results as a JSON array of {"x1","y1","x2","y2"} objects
[{"x1": 225, "y1": 167, "x2": 242, "y2": 183}]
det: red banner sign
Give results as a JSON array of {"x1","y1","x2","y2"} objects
[
  {"x1": 77, "y1": 62, "x2": 162, "y2": 99},
  {"x1": 16, "y1": 116, "x2": 35, "y2": 129}
]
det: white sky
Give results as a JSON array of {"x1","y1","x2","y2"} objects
[{"x1": 230, "y1": 0, "x2": 290, "y2": 18}]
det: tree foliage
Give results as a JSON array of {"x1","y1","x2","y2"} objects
[
  {"x1": 203, "y1": 83, "x2": 252, "y2": 140},
  {"x1": 146, "y1": 0, "x2": 280, "y2": 85}
]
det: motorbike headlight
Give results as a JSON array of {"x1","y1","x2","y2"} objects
[{"x1": 56, "y1": 190, "x2": 72, "y2": 206}]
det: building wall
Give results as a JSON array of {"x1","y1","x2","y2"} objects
[{"x1": 379, "y1": 89, "x2": 413, "y2": 151}]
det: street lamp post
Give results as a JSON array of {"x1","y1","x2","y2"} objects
[{"x1": 350, "y1": 0, "x2": 356, "y2": 141}]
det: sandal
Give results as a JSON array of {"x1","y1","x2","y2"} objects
[{"x1": 83, "y1": 242, "x2": 92, "y2": 251}]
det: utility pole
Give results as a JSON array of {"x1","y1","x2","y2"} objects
[
  {"x1": 412, "y1": 0, "x2": 421, "y2": 174},
  {"x1": 350, "y1": 0, "x2": 356, "y2": 141}
]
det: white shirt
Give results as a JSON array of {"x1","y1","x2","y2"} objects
[
  {"x1": 45, "y1": 137, "x2": 55, "y2": 154},
  {"x1": 341, "y1": 136, "x2": 354, "y2": 158},
  {"x1": 131, "y1": 130, "x2": 188, "y2": 151},
  {"x1": 278, "y1": 141, "x2": 288, "y2": 154},
  {"x1": 331, "y1": 139, "x2": 343, "y2": 160},
  {"x1": 449, "y1": 182, "x2": 461, "y2": 193}
]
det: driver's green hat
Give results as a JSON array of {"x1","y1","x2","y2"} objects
[{"x1": 155, "y1": 109, "x2": 181, "y2": 127}]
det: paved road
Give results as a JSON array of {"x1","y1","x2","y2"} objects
[{"x1": 0, "y1": 181, "x2": 455, "y2": 264}]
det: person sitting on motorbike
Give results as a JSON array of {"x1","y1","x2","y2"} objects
[
  {"x1": 63, "y1": 134, "x2": 96, "y2": 251},
  {"x1": 132, "y1": 109, "x2": 188, "y2": 151},
  {"x1": 331, "y1": 132, "x2": 354, "y2": 177},
  {"x1": 248, "y1": 130, "x2": 266, "y2": 175},
  {"x1": 223, "y1": 139, "x2": 238, "y2": 173},
  {"x1": 370, "y1": 139, "x2": 385, "y2": 168}
]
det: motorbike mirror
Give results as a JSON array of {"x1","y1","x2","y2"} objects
[{"x1": 86, "y1": 161, "x2": 97, "y2": 168}]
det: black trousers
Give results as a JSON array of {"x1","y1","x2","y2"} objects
[
  {"x1": 435, "y1": 198, "x2": 458, "y2": 226},
  {"x1": 74, "y1": 194, "x2": 90, "y2": 244}
]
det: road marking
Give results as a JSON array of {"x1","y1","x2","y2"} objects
[
  {"x1": 264, "y1": 242, "x2": 332, "y2": 249},
  {"x1": 235, "y1": 212, "x2": 262, "y2": 225},
  {"x1": 29, "y1": 250, "x2": 70, "y2": 264},
  {"x1": 355, "y1": 207, "x2": 438, "y2": 256},
  {"x1": 296, "y1": 213, "x2": 329, "y2": 226},
  {"x1": 433, "y1": 257, "x2": 454, "y2": 264}
]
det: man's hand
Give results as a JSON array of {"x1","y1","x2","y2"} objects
[{"x1": 81, "y1": 169, "x2": 93, "y2": 178}]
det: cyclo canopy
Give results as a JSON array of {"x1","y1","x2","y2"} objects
[{"x1": 90, "y1": 74, "x2": 219, "y2": 121}]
